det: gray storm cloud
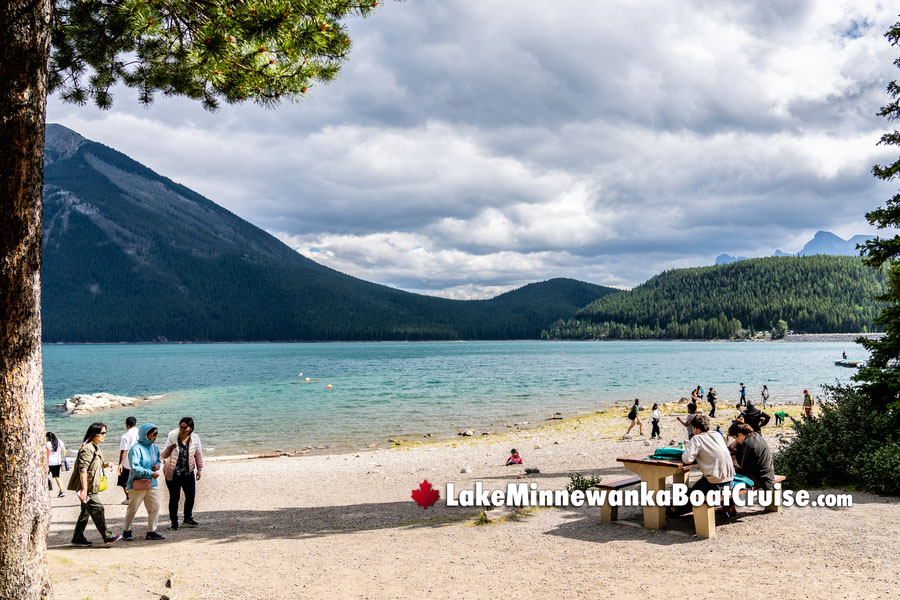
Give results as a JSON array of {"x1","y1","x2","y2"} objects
[{"x1": 47, "y1": 0, "x2": 899, "y2": 298}]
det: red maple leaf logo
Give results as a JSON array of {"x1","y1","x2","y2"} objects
[{"x1": 411, "y1": 479, "x2": 440, "y2": 509}]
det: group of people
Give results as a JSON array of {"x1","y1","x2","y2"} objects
[
  {"x1": 667, "y1": 412, "x2": 776, "y2": 518},
  {"x1": 624, "y1": 383, "x2": 817, "y2": 440},
  {"x1": 49, "y1": 416, "x2": 204, "y2": 547}
]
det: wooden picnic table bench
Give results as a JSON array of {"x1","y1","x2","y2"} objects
[{"x1": 692, "y1": 474, "x2": 786, "y2": 539}]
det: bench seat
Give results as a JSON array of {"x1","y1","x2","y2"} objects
[
  {"x1": 692, "y1": 474, "x2": 787, "y2": 539},
  {"x1": 594, "y1": 475, "x2": 642, "y2": 522}
]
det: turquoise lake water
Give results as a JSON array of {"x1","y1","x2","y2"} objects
[{"x1": 42, "y1": 341, "x2": 865, "y2": 454}]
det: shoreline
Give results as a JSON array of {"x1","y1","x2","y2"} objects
[
  {"x1": 208, "y1": 401, "x2": 811, "y2": 462},
  {"x1": 41, "y1": 332, "x2": 884, "y2": 345}
]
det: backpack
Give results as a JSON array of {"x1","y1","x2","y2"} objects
[{"x1": 627, "y1": 405, "x2": 638, "y2": 420}]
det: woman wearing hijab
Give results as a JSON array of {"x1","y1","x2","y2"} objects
[
  {"x1": 68, "y1": 422, "x2": 121, "y2": 547},
  {"x1": 122, "y1": 423, "x2": 165, "y2": 541}
]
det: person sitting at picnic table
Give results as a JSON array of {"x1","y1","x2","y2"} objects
[
  {"x1": 669, "y1": 414, "x2": 734, "y2": 516},
  {"x1": 738, "y1": 401, "x2": 771, "y2": 432},
  {"x1": 724, "y1": 422, "x2": 775, "y2": 518},
  {"x1": 506, "y1": 449, "x2": 522, "y2": 466}
]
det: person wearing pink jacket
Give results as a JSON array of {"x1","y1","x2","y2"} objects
[{"x1": 161, "y1": 417, "x2": 204, "y2": 530}]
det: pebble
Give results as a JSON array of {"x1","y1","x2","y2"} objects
[{"x1": 461, "y1": 466, "x2": 473, "y2": 473}]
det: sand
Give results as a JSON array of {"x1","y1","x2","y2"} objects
[{"x1": 47, "y1": 405, "x2": 899, "y2": 599}]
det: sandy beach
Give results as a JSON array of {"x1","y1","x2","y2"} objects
[{"x1": 47, "y1": 404, "x2": 899, "y2": 600}]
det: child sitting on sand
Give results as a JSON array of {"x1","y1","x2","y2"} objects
[{"x1": 506, "y1": 449, "x2": 523, "y2": 466}]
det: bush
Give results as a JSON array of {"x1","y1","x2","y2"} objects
[
  {"x1": 567, "y1": 473, "x2": 603, "y2": 493},
  {"x1": 774, "y1": 384, "x2": 900, "y2": 494}
]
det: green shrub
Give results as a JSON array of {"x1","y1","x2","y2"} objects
[
  {"x1": 774, "y1": 384, "x2": 900, "y2": 493},
  {"x1": 567, "y1": 473, "x2": 603, "y2": 493}
]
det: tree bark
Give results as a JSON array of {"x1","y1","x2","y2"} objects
[{"x1": 0, "y1": 0, "x2": 54, "y2": 598}]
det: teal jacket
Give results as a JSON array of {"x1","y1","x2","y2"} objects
[{"x1": 126, "y1": 423, "x2": 160, "y2": 490}]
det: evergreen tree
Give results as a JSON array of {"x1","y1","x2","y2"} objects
[
  {"x1": 0, "y1": 2, "x2": 375, "y2": 597},
  {"x1": 856, "y1": 20, "x2": 900, "y2": 413}
]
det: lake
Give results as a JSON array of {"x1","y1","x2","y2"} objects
[{"x1": 42, "y1": 340, "x2": 864, "y2": 454}]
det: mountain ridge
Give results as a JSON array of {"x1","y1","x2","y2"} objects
[{"x1": 41, "y1": 124, "x2": 618, "y2": 342}]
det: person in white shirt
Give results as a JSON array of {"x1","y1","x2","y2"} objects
[
  {"x1": 669, "y1": 414, "x2": 734, "y2": 515},
  {"x1": 650, "y1": 403, "x2": 662, "y2": 439},
  {"x1": 46, "y1": 432, "x2": 67, "y2": 497},
  {"x1": 117, "y1": 416, "x2": 139, "y2": 505}
]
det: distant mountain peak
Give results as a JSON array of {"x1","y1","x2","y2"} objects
[
  {"x1": 45, "y1": 123, "x2": 86, "y2": 165},
  {"x1": 721, "y1": 231, "x2": 869, "y2": 265}
]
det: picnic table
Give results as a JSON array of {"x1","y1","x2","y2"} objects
[{"x1": 616, "y1": 452, "x2": 694, "y2": 530}]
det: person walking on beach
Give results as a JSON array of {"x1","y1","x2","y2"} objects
[
  {"x1": 739, "y1": 383, "x2": 747, "y2": 408},
  {"x1": 122, "y1": 423, "x2": 165, "y2": 541},
  {"x1": 802, "y1": 390, "x2": 814, "y2": 418},
  {"x1": 46, "y1": 432, "x2": 67, "y2": 497},
  {"x1": 707, "y1": 388, "x2": 718, "y2": 418},
  {"x1": 761, "y1": 385, "x2": 770, "y2": 409},
  {"x1": 162, "y1": 417, "x2": 204, "y2": 530},
  {"x1": 650, "y1": 403, "x2": 662, "y2": 439},
  {"x1": 117, "y1": 416, "x2": 138, "y2": 505},
  {"x1": 68, "y1": 422, "x2": 121, "y2": 547},
  {"x1": 625, "y1": 399, "x2": 644, "y2": 436}
]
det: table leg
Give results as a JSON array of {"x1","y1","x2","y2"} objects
[
  {"x1": 643, "y1": 476, "x2": 667, "y2": 529},
  {"x1": 673, "y1": 471, "x2": 686, "y2": 485}
]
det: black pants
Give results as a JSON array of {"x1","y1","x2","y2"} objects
[
  {"x1": 651, "y1": 419, "x2": 660, "y2": 438},
  {"x1": 708, "y1": 401, "x2": 716, "y2": 418},
  {"x1": 674, "y1": 477, "x2": 728, "y2": 515},
  {"x1": 165, "y1": 472, "x2": 196, "y2": 525}
]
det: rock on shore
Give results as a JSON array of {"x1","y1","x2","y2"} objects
[{"x1": 60, "y1": 393, "x2": 147, "y2": 414}]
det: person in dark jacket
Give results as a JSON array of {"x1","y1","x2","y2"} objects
[
  {"x1": 727, "y1": 423, "x2": 775, "y2": 490},
  {"x1": 739, "y1": 402, "x2": 771, "y2": 432}
]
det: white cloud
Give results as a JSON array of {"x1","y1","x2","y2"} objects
[{"x1": 46, "y1": 0, "x2": 900, "y2": 296}]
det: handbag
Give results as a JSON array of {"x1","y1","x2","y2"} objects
[
  {"x1": 98, "y1": 475, "x2": 108, "y2": 492},
  {"x1": 132, "y1": 478, "x2": 152, "y2": 490}
]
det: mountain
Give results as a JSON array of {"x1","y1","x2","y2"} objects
[
  {"x1": 718, "y1": 231, "x2": 872, "y2": 265},
  {"x1": 715, "y1": 253, "x2": 748, "y2": 265},
  {"x1": 775, "y1": 230, "x2": 872, "y2": 257},
  {"x1": 41, "y1": 124, "x2": 619, "y2": 342},
  {"x1": 544, "y1": 255, "x2": 886, "y2": 339}
]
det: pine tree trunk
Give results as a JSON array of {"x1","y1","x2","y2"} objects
[{"x1": 0, "y1": 0, "x2": 54, "y2": 597}]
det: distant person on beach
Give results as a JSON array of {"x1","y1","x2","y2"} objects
[
  {"x1": 739, "y1": 383, "x2": 747, "y2": 407},
  {"x1": 669, "y1": 414, "x2": 734, "y2": 516},
  {"x1": 698, "y1": 385, "x2": 704, "y2": 401},
  {"x1": 774, "y1": 410, "x2": 786, "y2": 426},
  {"x1": 803, "y1": 390, "x2": 814, "y2": 418},
  {"x1": 506, "y1": 449, "x2": 523, "y2": 465},
  {"x1": 650, "y1": 403, "x2": 662, "y2": 439},
  {"x1": 739, "y1": 402, "x2": 771, "y2": 433},
  {"x1": 761, "y1": 385, "x2": 770, "y2": 409},
  {"x1": 676, "y1": 403, "x2": 700, "y2": 439},
  {"x1": 707, "y1": 388, "x2": 718, "y2": 417},
  {"x1": 46, "y1": 432, "x2": 67, "y2": 497},
  {"x1": 843, "y1": 350, "x2": 848, "y2": 360},
  {"x1": 624, "y1": 399, "x2": 644, "y2": 436},
  {"x1": 690, "y1": 387, "x2": 701, "y2": 403},
  {"x1": 123, "y1": 423, "x2": 164, "y2": 541},
  {"x1": 117, "y1": 416, "x2": 138, "y2": 505},
  {"x1": 163, "y1": 417, "x2": 204, "y2": 530},
  {"x1": 68, "y1": 422, "x2": 120, "y2": 547}
]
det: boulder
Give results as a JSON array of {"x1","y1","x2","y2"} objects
[{"x1": 62, "y1": 393, "x2": 146, "y2": 414}]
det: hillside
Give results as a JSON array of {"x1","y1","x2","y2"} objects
[
  {"x1": 543, "y1": 255, "x2": 886, "y2": 340},
  {"x1": 41, "y1": 125, "x2": 618, "y2": 342}
]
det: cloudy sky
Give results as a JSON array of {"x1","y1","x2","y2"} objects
[{"x1": 47, "y1": 1, "x2": 900, "y2": 298}]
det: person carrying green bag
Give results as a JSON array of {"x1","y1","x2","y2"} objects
[{"x1": 68, "y1": 422, "x2": 121, "y2": 547}]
